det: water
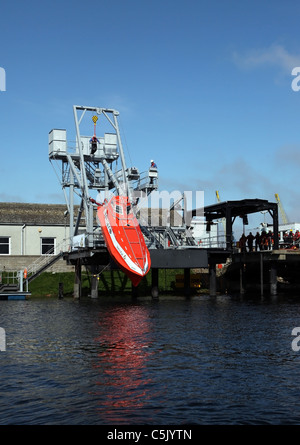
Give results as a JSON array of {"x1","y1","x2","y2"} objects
[{"x1": 1, "y1": 293, "x2": 300, "y2": 425}]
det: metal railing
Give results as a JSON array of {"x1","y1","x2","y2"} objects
[
  {"x1": 0, "y1": 269, "x2": 26, "y2": 293},
  {"x1": 26, "y1": 238, "x2": 70, "y2": 278},
  {"x1": 195, "y1": 234, "x2": 227, "y2": 249},
  {"x1": 0, "y1": 269, "x2": 19, "y2": 286}
]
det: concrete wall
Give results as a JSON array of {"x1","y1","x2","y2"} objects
[
  {"x1": 0, "y1": 255, "x2": 74, "y2": 273},
  {"x1": 0, "y1": 224, "x2": 70, "y2": 255}
]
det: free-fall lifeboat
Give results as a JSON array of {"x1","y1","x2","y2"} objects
[{"x1": 96, "y1": 195, "x2": 151, "y2": 287}]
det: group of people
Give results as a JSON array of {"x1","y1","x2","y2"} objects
[
  {"x1": 239, "y1": 229, "x2": 300, "y2": 252},
  {"x1": 282, "y1": 229, "x2": 300, "y2": 248},
  {"x1": 239, "y1": 231, "x2": 273, "y2": 252}
]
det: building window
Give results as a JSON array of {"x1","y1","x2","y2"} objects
[
  {"x1": 0, "y1": 237, "x2": 10, "y2": 255},
  {"x1": 41, "y1": 237, "x2": 55, "y2": 255}
]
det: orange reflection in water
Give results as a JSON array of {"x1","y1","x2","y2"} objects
[{"x1": 92, "y1": 305, "x2": 158, "y2": 420}]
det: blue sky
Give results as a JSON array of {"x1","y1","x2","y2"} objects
[{"x1": 1, "y1": 0, "x2": 300, "y2": 230}]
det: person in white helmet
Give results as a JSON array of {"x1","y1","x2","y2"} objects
[{"x1": 149, "y1": 160, "x2": 157, "y2": 185}]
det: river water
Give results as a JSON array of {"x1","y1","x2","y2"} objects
[{"x1": 1, "y1": 293, "x2": 300, "y2": 425}]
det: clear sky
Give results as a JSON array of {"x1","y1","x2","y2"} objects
[{"x1": 1, "y1": 0, "x2": 300, "y2": 231}]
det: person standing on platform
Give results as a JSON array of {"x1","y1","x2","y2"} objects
[
  {"x1": 261, "y1": 230, "x2": 267, "y2": 250},
  {"x1": 149, "y1": 160, "x2": 157, "y2": 185},
  {"x1": 267, "y1": 230, "x2": 273, "y2": 250},
  {"x1": 255, "y1": 232, "x2": 260, "y2": 251},
  {"x1": 239, "y1": 234, "x2": 246, "y2": 252},
  {"x1": 247, "y1": 232, "x2": 254, "y2": 252}
]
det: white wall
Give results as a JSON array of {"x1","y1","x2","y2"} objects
[{"x1": 0, "y1": 224, "x2": 70, "y2": 256}]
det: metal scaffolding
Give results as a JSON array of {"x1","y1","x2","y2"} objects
[{"x1": 49, "y1": 105, "x2": 158, "y2": 250}]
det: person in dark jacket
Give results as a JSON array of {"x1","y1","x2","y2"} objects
[
  {"x1": 255, "y1": 232, "x2": 260, "y2": 251},
  {"x1": 247, "y1": 232, "x2": 254, "y2": 252}
]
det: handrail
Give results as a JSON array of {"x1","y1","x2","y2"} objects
[
  {"x1": 0, "y1": 269, "x2": 19, "y2": 285},
  {"x1": 26, "y1": 238, "x2": 70, "y2": 277},
  {"x1": 196, "y1": 234, "x2": 227, "y2": 249},
  {"x1": 0, "y1": 269, "x2": 26, "y2": 294}
]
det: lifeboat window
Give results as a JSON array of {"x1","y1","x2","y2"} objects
[{"x1": 115, "y1": 204, "x2": 123, "y2": 215}]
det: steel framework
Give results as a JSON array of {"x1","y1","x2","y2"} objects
[{"x1": 49, "y1": 105, "x2": 158, "y2": 250}]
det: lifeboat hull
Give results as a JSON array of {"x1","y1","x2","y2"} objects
[{"x1": 97, "y1": 196, "x2": 151, "y2": 286}]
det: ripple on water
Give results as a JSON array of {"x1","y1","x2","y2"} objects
[{"x1": 1, "y1": 296, "x2": 300, "y2": 424}]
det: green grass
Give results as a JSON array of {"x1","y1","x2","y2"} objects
[
  {"x1": 28, "y1": 269, "x2": 208, "y2": 297},
  {"x1": 28, "y1": 272, "x2": 83, "y2": 297}
]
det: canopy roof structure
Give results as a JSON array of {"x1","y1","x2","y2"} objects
[{"x1": 191, "y1": 199, "x2": 279, "y2": 250}]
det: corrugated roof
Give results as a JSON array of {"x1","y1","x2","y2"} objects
[
  {"x1": 0, "y1": 202, "x2": 183, "y2": 227},
  {"x1": 0, "y1": 202, "x2": 71, "y2": 225},
  {"x1": 138, "y1": 208, "x2": 183, "y2": 226}
]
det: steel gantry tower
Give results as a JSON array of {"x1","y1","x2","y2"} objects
[{"x1": 49, "y1": 105, "x2": 158, "y2": 250}]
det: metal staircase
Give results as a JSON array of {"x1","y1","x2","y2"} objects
[
  {"x1": 0, "y1": 283, "x2": 19, "y2": 293},
  {"x1": 26, "y1": 252, "x2": 64, "y2": 283},
  {"x1": 26, "y1": 239, "x2": 68, "y2": 283}
]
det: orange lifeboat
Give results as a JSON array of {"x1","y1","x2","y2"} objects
[{"x1": 96, "y1": 196, "x2": 151, "y2": 287}]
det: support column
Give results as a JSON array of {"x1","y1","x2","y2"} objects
[
  {"x1": 110, "y1": 270, "x2": 115, "y2": 295},
  {"x1": 151, "y1": 268, "x2": 159, "y2": 300},
  {"x1": 132, "y1": 283, "x2": 139, "y2": 300},
  {"x1": 209, "y1": 263, "x2": 217, "y2": 297},
  {"x1": 273, "y1": 205, "x2": 279, "y2": 250},
  {"x1": 240, "y1": 262, "x2": 245, "y2": 295},
  {"x1": 69, "y1": 169, "x2": 74, "y2": 241},
  {"x1": 91, "y1": 274, "x2": 99, "y2": 299},
  {"x1": 19, "y1": 270, "x2": 23, "y2": 293},
  {"x1": 184, "y1": 268, "x2": 191, "y2": 297},
  {"x1": 260, "y1": 253, "x2": 264, "y2": 297},
  {"x1": 270, "y1": 263, "x2": 277, "y2": 296},
  {"x1": 225, "y1": 206, "x2": 232, "y2": 251},
  {"x1": 74, "y1": 259, "x2": 82, "y2": 299},
  {"x1": 58, "y1": 282, "x2": 64, "y2": 299},
  {"x1": 90, "y1": 264, "x2": 100, "y2": 299}
]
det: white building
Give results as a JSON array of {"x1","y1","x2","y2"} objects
[{"x1": 0, "y1": 202, "x2": 74, "y2": 271}]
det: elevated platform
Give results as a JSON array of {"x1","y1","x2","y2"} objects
[
  {"x1": 63, "y1": 245, "x2": 300, "y2": 298},
  {"x1": 190, "y1": 198, "x2": 279, "y2": 250},
  {"x1": 64, "y1": 246, "x2": 225, "y2": 269},
  {"x1": 231, "y1": 249, "x2": 300, "y2": 263}
]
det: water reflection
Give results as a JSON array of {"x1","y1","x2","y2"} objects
[
  {"x1": 92, "y1": 305, "x2": 155, "y2": 422},
  {"x1": 3, "y1": 296, "x2": 300, "y2": 425}
]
